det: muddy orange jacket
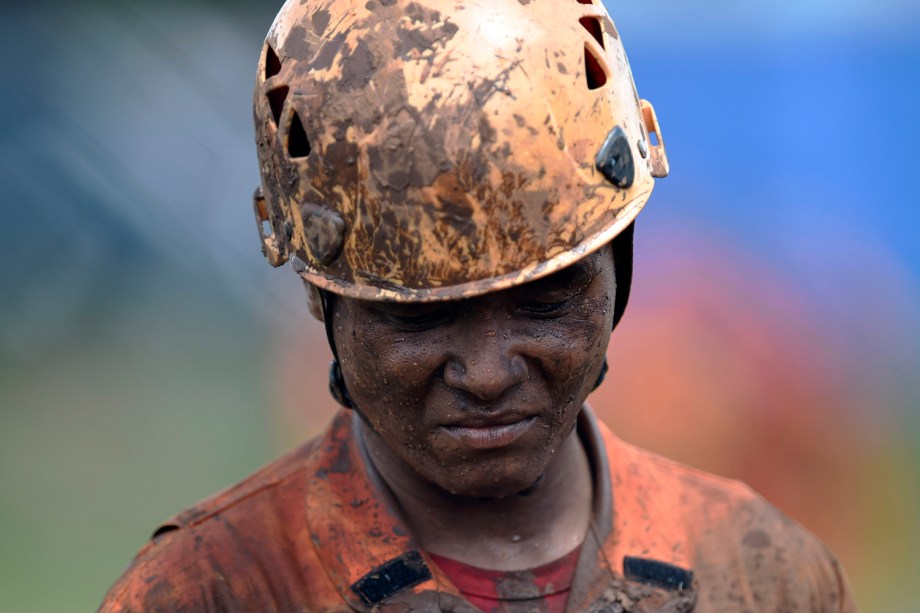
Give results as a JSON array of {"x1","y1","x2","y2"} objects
[{"x1": 100, "y1": 408, "x2": 856, "y2": 612}]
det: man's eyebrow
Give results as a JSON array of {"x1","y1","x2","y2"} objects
[{"x1": 528, "y1": 258, "x2": 597, "y2": 292}]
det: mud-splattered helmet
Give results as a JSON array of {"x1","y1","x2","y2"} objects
[{"x1": 252, "y1": 0, "x2": 668, "y2": 302}]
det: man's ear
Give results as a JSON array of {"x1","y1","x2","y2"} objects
[{"x1": 303, "y1": 280, "x2": 325, "y2": 322}]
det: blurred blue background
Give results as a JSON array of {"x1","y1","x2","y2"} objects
[{"x1": 1, "y1": 0, "x2": 918, "y2": 610}]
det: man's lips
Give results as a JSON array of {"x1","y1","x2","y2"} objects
[{"x1": 439, "y1": 416, "x2": 537, "y2": 450}]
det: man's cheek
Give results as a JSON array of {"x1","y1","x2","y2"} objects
[{"x1": 544, "y1": 331, "x2": 605, "y2": 378}]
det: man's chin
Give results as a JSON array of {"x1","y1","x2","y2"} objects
[{"x1": 437, "y1": 472, "x2": 546, "y2": 500}]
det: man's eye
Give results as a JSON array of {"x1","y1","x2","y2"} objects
[
  {"x1": 385, "y1": 310, "x2": 451, "y2": 331},
  {"x1": 518, "y1": 299, "x2": 570, "y2": 318}
]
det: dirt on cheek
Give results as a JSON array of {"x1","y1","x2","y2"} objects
[{"x1": 337, "y1": 306, "x2": 440, "y2": 463}]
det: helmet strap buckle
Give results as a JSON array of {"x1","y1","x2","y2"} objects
[
  {"x1": 253, "y1": 186, "x2": 289, "y2": 267},
  {"x1": 640, "y1": 100, "x2": 669, "y2": 178}
]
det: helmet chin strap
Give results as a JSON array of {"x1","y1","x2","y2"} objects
[
  {"x1": 611, "y1": 222, "x2": 634, "y2": 330},
  {"x1": 320, "y1": 290, "x2": 357, "y2": 410},
  {"x1": 591, "y1": 221, "x2": 635, "y2": 392}
]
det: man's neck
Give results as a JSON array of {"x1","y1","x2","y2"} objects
[{"x1": 359, "y1": 421, "x2": 593, "y2": 571}]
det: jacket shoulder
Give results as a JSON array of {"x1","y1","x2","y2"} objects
[
  {"x1": 99, "y1": 437, "x2": 331, "y2": 612},
  {"x1": 691, "y1": 486, "x2": 857, "y2": 612},
  {"x1": 601, "y1": 430, "x2": 856, "y2": 611},
  {"x1": 159, "y1": 436, "x2": 321, "y2": 533}
]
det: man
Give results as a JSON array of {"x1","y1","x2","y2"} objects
[{"x1": 100, "y1": 0, "x2": 856, "y2": 610}]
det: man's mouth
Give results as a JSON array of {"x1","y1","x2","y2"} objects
[{"x1": 440, "y1": 416, "x2": 537, "y2": 450}]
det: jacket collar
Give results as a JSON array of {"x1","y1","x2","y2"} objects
[
  {"x1": 304, "y1": 407, "x2": 695, "y2": 611},
  {"x1": 304, "y1": 410, "x2": 464, "y2": 611}
]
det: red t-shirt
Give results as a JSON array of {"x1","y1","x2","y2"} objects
[{"x1": 428, "y1": 546, "x2": 581, "y2": 613}]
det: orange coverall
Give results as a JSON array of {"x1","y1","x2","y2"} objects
[{"x1": 100, "y1": 408, "x2": 856, "y2": 612}]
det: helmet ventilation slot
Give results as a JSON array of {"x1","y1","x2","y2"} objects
[
  {"x1": 287, "y1": 110, "x2": 311, "y2": 158},
  {"x1": 265, "y1": 44, "x2": 282, "y2": 80},
  {"x1": 267, "y1": 86, "x2": 289, "y2": 126},
  {"x1": 584, "y1": 45, "x2": 608, "y2": 90},
  {"x1": 579, "y1": 17, "x2": 605, "y2": 49}
]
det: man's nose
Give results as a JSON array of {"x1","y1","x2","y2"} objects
[{"x1": 442, "y1": 322, "x2": 528, "y2": 402}]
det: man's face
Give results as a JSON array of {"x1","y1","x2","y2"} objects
[{"x1": 332, "y1": 246, "x2": 616, "y2": 498}]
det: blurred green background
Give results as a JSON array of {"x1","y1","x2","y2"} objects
[{"x1": 1, "y1": 0, "x2": 919, "y2": 610}]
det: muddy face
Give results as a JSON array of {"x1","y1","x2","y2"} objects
[{"x1": 332, "y1": 246, "x2": 615, "y2": 498}]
